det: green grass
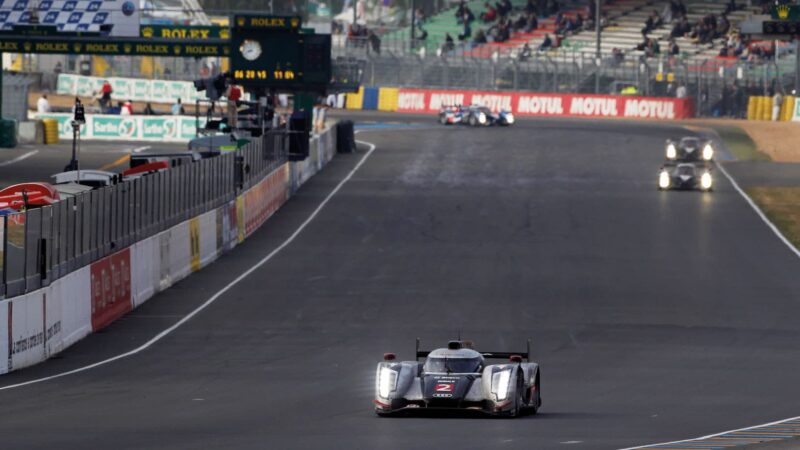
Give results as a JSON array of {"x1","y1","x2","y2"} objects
[
  {"x1": 746, "y1": 187, "x2": 800, "y2": 248},
  {"x1": 711, "y1": 125, "x2": 771, "y2": 162}
]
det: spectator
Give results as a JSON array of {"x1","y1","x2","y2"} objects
[
  {"x1": 143, "y1": 102, "x2": 156, "y2": 115},
  {"x1": 120, "y1": 100, "x2": 134, "y2": 116},
  {"x1": 772, "y1": 90, "x2": 783, "y2": 121},
  {"x1": 459, "y1": 19, "x2": 473, "y2": 41},
  {"x1": 668, "y1": 39, "x2": 680, "y2": 56},
  {"x1": 539, "y1": 33, "x2": 553, "y2": 51},
  {"x1": 172, "y1": 98, "x2": 185, "y2": 116},
  {"x1": 612, "y1": 47, "x2": 625, "y2": 66},
  {"x1": 525, "y1": 13, "x2": 538, "y2": 32},
  {"x1": 525, "y1": 0, "x2": 537, "y2": 15},
  {"x1": 227, "y1": 85, "x2": 242, "y2": 128},
  {"x1": 519, "y1": 42, "x2": 533, "y2": 60},
  {"x1": 676, "y1": 84, "x2": 687, "y2": 98},
  {"x1": 642, "y1": 10, "x2": 662, "y2": 35},
  {"x1": 98, "y1": 80, "x2": 113, "y2": 110},
  {"x1": 734, "y1": 83, "x2": 747, "y2": 118},
  {"x1": 36, "y1": 94, "x2": 50, "y2": 113},
  {"x1": 368, "y1": 30, "x2": 381, "y2": 54},
  {"x1": 54, "y1": 62, "x2": 62, "y2": 74},
  {"x1": 471, "y1": 29, "x2": 487, "y2": 45},
  {"x1": 442, "y1": 33, "x2": 456, "y2": 53},
  {"x1": 481, "y1": 2, "x2": 497, "y2": 22},
  {"x1": 497, "y1": 0, "x2": 512, "y2": 17}
]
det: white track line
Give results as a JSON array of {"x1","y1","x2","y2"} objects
[
  {"x1": 619, "y1": 415, "x2": 800, "y2": 450},
  {"x1": 0, "y1": 150, "x2": 39, "y2": 167},
  {"x1": 621, "y1": 161, "x2": 800, "y2": 449},
  {"x1": 714, "y1": 161, "x2": 800, "y2": 259},
  {"x1": 0, "y1": 140, "x2": 377, "y2": 391},
  {"x1": 132, "y1": 146, "x2": 151, "y2": 153}
]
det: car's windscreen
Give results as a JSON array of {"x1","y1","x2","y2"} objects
[
  {"x1": 423, "y1": 357, "x2": 482, "y2": 373},
  {"x1": 677, "y1": 166, "x2": 695, "y2": 176}
]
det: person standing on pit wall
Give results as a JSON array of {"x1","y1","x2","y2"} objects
[
  {"x1": 98, "y1": 80, "x2": 113, "y2": 111},
  {"x1": 772, "y1": 90, "x2": 783, "y2": 121},
  {"x1": 172, "y1": 98, "x2": 185, "y2": 116},
  {"x1": 226, "y1": 84, "x2": 242, "y2": 129},
  {"x1": 37, "y1": 94, "x2": 51, "y2": 113}
]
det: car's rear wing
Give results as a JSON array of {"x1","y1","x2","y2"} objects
[{"x1": 415, "y1": 338, "x2": 531, "y2": 362}]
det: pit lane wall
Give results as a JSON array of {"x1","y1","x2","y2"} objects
[
  {"x1": 0, "y1": 125, "x2": 337, "y2": 375},
  {"x1": 30, "y1": 113, "x2": 206, "y2": 143},
  {"x1": 347, "y1": 87, "x2": 694, "y2": 120}
]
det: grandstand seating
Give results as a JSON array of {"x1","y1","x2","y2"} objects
[{"x1": 376, "y1": 0, "x2": 775, "y2": 68}]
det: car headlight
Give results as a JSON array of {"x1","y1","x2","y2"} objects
[
  {"x1": 702, "y1": 144, "x2": 714, "y2": 161},
  {"x1": 505, "y1": 113, "x2": 515, "y2": 124},
  {"x1": 478, "y1": 113, "x2": 487, "y2": 124},
  {"x1": 378, "y1": 367, "x2": 398, "y2": 398},
  {"x1": 659, "y1": 171, "x2": 670, "y2": 189},
  {"x1": 491, "y1": 369, "x2": 512, "y2": 401},
  {"x1": 666, "y1": 144, "x2": 677, "y2": 159},
  {"x1": 701, "y1": 172, "x2": 712, "y2": 190}
]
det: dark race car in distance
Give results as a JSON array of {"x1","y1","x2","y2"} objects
[
  {"x1": 658, "y1": 162, "x2": 714, "y2": 191},
  {"x1": 438, "y1": 105, "x2": 515, "y2": 127},
  {"x1": 665, "y1": 137, "x2": 714, "y2": 162},
  {"x1": 374, "y1": 340, "x2": 540, "y2": 417}
]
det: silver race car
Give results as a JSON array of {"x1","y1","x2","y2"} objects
[
  {"x1": 658, "y1": 162, "x2": 713, "y2": 191},
  {"x1": 374, "y1": 340, "x2": 541, "y2": 417},
  {"x1": 665, "y1": 137, "x2": 714, "y2": 162}
]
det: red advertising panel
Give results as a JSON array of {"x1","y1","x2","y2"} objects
[
  {"x1": 244, "y1": 164, "x2": 289, "y2": 237},
  {"x1": 90, "y1": 248, "x2": 132, "y2": 331},
  {"x1": 396, "y1": 89, "x2": 694, "y2": 120}
]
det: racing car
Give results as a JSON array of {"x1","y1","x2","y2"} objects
[
  {"x1": 665, "y1": 137, "x2": 715, "y2": 162},
  {"x1": 658, "y1": 162, "x2": 714, "y2": 191},
  {"x1": 438, "y1": 105, "x2": 515, "y2": 127},
  {"x1": 374, "y1": 340, "x2": 540, "y2": 417}
]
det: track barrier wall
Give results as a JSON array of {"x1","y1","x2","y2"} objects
[
  {"x1": 0, "y1": 124, "x2": 338, "y2": 374},
  {"x1": 31, "y1": 113, "x2": 207, "y2": 143},
  {"x1": 347, "y1": 87, "x2": 695, "y2": 120}
]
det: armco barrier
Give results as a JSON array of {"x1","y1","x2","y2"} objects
[
  {"x1": 0, "y1": 124, "x2": 338, "y2": 375},
  {"x1": 395, "y1": 88, "x2": 695, "y2": 120}
]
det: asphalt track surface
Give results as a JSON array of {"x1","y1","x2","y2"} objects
[
  {"x1": 1, "y1": 118, "x2": 800, "y2": 449},
  {"x1": 0, "y1": 140, "x2": 187, "y2": 188}
]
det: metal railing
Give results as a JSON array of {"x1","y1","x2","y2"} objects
[
  {"x1": 0, "y1": 130, "x2": 288, "y2": 299},
  {"x1": 336, "y1": 34, "x2": 799, "y2": 117}
]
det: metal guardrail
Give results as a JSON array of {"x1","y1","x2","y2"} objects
[{"x1": 0, "y1": 130, "x2": 288, "y2": 298}]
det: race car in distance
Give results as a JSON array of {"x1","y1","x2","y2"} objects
[
  {"x1": 438, "y1": 105, "x2": 515, "y2": 126},
  {"x1": 374, "y1": 340, "x2": 540, "y2": 417},
  {"x1": 665, "y1": 137, "x2": 714, "y2": 162},
  {"x1": 658, "y1": 162, "x2": 713, "y2": 191}
]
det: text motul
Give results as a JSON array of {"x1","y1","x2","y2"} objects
[{"x1": 516, "y1": 96, "x2": 564, "y2": 114}]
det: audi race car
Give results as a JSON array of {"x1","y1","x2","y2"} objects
[
  {"x1": 658, "y1": 162, "x2": 714, "y2": 191},
  {"x1": 374, "y1": 340, "x2": 541, "y2": 417},
  {"x1": 438, "y1": 105, "x2": 515, "y2": 127},
  {"x1": 665, "y1": 137, "x2": 715, "y2": 162}
]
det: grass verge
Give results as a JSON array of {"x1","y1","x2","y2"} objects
[
  {"x1": 712, "y1": 125, "x2": 771, "y2": 162},
  {"x1": 746, "y1": 187, "x2": 800, "y2": 248}
]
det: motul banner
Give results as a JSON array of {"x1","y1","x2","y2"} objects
[
  {"x1": 90, "y1": 248, "x2": 132, "y2": 331},
  {"x1": 396, "y1": 89, "x2": 694, "y2": 120}
]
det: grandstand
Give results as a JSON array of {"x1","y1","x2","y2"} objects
[{"x1": 370, "y1": 0, "x2": 775, "y2": 67}]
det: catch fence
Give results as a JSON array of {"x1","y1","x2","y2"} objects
[
  {"x1": 336, "y1": 36, "x2": 799, "y2": 117},
  {"x1": 0, "y1": 130, "x2": 288, "y2": 299}
]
